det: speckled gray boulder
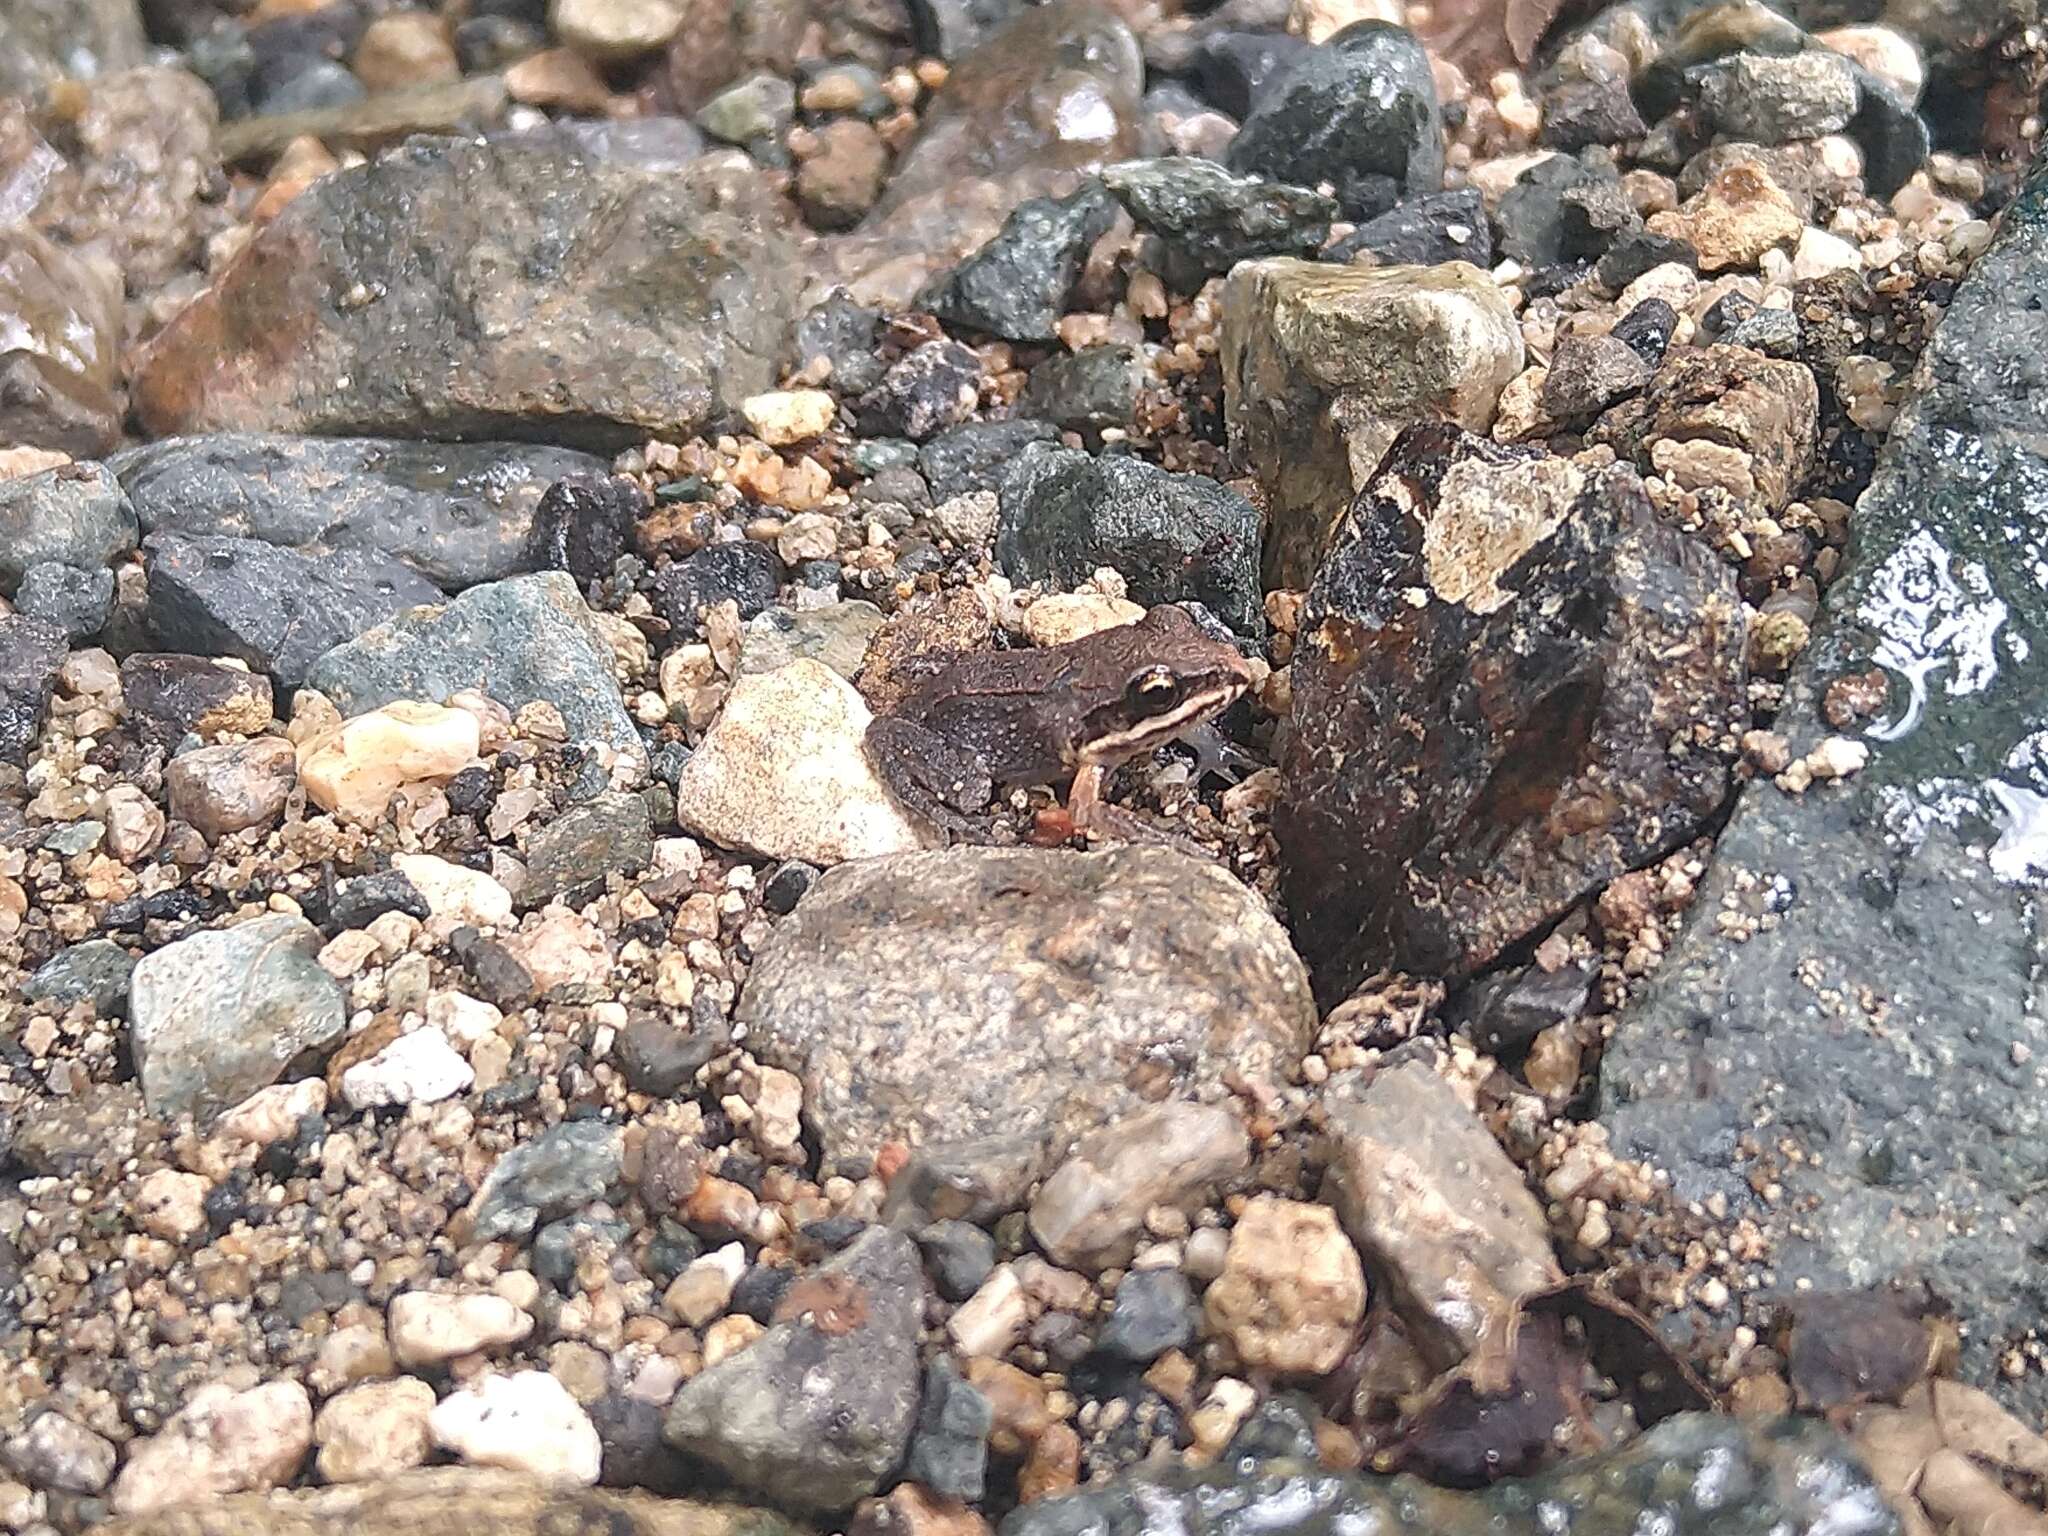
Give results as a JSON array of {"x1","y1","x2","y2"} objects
[
  {"x1": 0, "y1": 461, "x2": 135, "y2": 595},
  {"x1": 737, "y1": 846, "x2": 1313, "y2": 1203}
]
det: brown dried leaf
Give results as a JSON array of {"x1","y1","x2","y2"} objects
[{"x1": 1383, "y1": 1311, "x2": 1595, "y2": 1487}]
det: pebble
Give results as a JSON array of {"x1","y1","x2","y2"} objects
[
  {"x1": 1029, "y1": 1101, "x2": 1249, "y2": 1271},
  {"x1": 340, "y1": 1027, "x2": 475, "y2": 1109},
  {"x1": 0, "y1": 461, "x2": 136, "y2": 592},
  {"x1": 468, "y1": 1120, "x2": 625, "y2": 1241},
  {"x1": 666, "y1": 1242, "x2": 748, "y2": 1326},
  {"x1": 1650, "y1": 163, "x2": 1803, "y2": 272},
  {"x1": 673, "y1": 658, "x2": 930, "y2": 865},
  {"x1": 312, "y1": 1378, "x2": 436, "y2": 1483},
  {"x1": 351, "y1": 12, "x2": 460, "y2": 90},
  {"x1": 1098, "y1": 1268, "x2": 1199, "y2": 1363},
  {"x1": 1202, "y1": 1196, "x2": 1365, "y2": 1374},
  {"x1": 15, "y1": 561, "x2": 114, "y2": 641},
  {"x1": 298, "y1": 700, "x2": 482, "y2": 822},
  {"x1": 164, "y1": 736, "x2": 299, "y2": 841},
  {"x1": 429, "y1": 1371, "x2": 603, "y2": 1484},
  {"x1": 903, "y1": 1360, "x2": 994, "y2": 1500},
  {"x1": 134, "y1": 1167, "x2": 212, "y2": 1243},
  {"x1": 109, "y1": 1381, "x2": 314, "y2": 1516},
  {"x1": 388, "y1": 1291, "x2": 536, "y2": 1367},
  {"x1": 216, "y1": 1078, "x2": 329, "y2": 1148},
  {"x1": 742, "y1": 389, "x2": 838, "y2": 446},
  {"x1": 949, "y1": 1265, "x2": 1029, "y2": 1357},
  {"x1": 2, "y1": 1413, "x2": 116, "y2": 1496},
  {"x1": 1020, "y1": 593, "x2": 1146, "y2": 648},
  {"x1": 392, "y1": 853, "x2": 515, "y2": 929}
]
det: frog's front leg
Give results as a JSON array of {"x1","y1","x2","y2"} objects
[
  {"x1": 1066, "y1": 762, "x2": 1216, "y2": 857},
  {"x1": 864, "y1": 716, "x2": 996, "y2": 842}
]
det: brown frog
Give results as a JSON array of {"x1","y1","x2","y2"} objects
[{"x1": 864, "y1": 603, "x2": 1257, "y2": 843}]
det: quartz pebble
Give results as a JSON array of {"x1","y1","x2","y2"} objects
[
  {"x1": 388, "y1": 1291, "x2": 536, "y2": 1366},
  {"x1": 110, "y1": 1381, "x2": 314, "y2": 1516},
  {"x1": 340, "y1": 1027, "x2": 475, "y2": 1109},
  {"x1": 298, "y1": 700, "x2": 482, "y2": 822},
  {"x1": 312, "y1": 1378, "x2": 436, "y2": 1484},
  {"x1": 1202, "y1": 1196, "x2": 1366, "y2": 1374},
  {"x1": 429, "y1": 1371, "x2": 603, "y2": 1484}
]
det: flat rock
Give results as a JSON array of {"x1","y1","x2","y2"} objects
[
  {"x1": 922, "y1": 182, "x2": 1121, "y2": 342},
  {"x1": 297, "y1": 700, "x2": 482, "y2": 823},
  {"x1": 109, "y1": 1380, "x2": 313, "y2": 1517},
  {"x1": 1323, "y1": 1059, "x2": 1560, "y2": 1368},
  {"x1": 1103, "y1": 158, "x2": 1337, "y2": 290},
  {"x1": 736, "y1": 846, "x2": 1314, "y2": 1200},
  {"x1": 144, "y1": 532, "x2": 445, "y2": 692},
  {"x1": 128, "y1": 914, "x2": 348, "y2": 1121},
  {"x1": 1601, "y1": 150, "x2": 2048, "y2": 1423},
  {"x1": 468, "y1": 1120, "x2": 625, "y2": 1242},
  {"x1": 23, "y1": 939, "x2": 135, "y2": 1016},
  {"x1": 304, "y1": 573, "x2": 641, "y2": 765},
  {"x1": 1277, "y1": 427, "x2": 1744, "y2": 993},
  {"x1": 95, "y1": 1469, "x2": 807, "y2": 1536},
  {"x1": 519, "y1": 791, "x2": 655, "y2": 908},
  {"x1": 1221, "y1": 258, "x2": 1523, "y2": 587},
  {"x1": 132, "y1": 138, "x2": 800, "y2": 450},
  {"x1": 998, "y1": 1412, "x2": 1897, "y2": 1536},
  {"x1": 737, "y1": 601, "x2": 886, "y2": 679},
  {"x1": 673, "y1": 658, "x2": 930, "y2": 865},
  {"x1": 165, "y1": 737, "x2": 299, "y2": 841},
  {"x1": 113, "y1": 435, "x2": 611, "y2": 591},
  {"x1": 0, "y1": 461, "x2": 136, "y2": 594},
  {"x1": 0, "y1": 614, "x2": 67, "y2": 766},
  {"x1": 429, "y1": 1372, "x2": 601, "y2": 1485},
  {"x1": 1029, "y1": 1102, "x2": 1250, "y2": 1271},
  {"x1": 662, "y1": 1228, "x2": 923, "y2": 1512},
  {"x1": 995, "y1": 450, "x2": 1264, "y2": 636},
  {"x1": 0, "y1": 227, "x2": 124, "y2": 455}
]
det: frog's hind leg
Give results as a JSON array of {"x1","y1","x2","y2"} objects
[
  {"x1": 864, "y1": 716, "x2": 995, "y2": 842},
  {"x1": 1067, "y1": 763, "x2": 1216, "y2": 857}
]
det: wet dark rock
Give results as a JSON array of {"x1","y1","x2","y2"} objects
[
  {"x1": 1611, "y1": 298, "x2": 1680, "y2": 362},
  {"x1": 1102, "y1": 158, "x2": 1335, "y2": 290},
  {"x1": 0, "y1": 465, "x2": 131, "y2": 596},
  {"x1": 1540, "y1": 73, "x2": 1647, "y2": 150},
  {"x1": 118, "y1": 654, "x2": 273, "y2": 749},
  {"x1": 1497, "y1": 157, "x2": 1639, "y2": 268},
  {"x1": 1542, "y1": 334, "x2": 1654, "y2": 419},
  {"x1": 1019, "y1": 345, "x2": 1149, "y2": 433},
  {"x1": 131, "y1": 138, "x2": 801, "y2": 450},
  {"x1": 651, "y1": 542, "x2": 786, "y2": 638},
  {"x1": 759, "y1": 860, "x2": 819, "y2": 915},
  {"x1": 662, "y1": 1227, "x2": 924, "y2": 1513},
  {"x1": 520, "y1": 473, "x2": 644, "y2": 588},
  {"x1": 15, "y1": 564, "x2": 115, "y2": 642},
  {"x1": 0, "y1": 615, "x2": 67, "y2": 767},
  {"x1": 1097, "y1": 1270, "x2": 1198, "y2": 1363},
  {"x1": 23, "y1": 940, "x2": 135, "y2": 1017},
  {"x1": 915, "y1": 1220, "x2": 996, "y2": 1302},
  {"x1": 1596, "y1": 230, "x2": 1697, "y2": 292},
  {"x1": 736, "y1": 846, "x2": 1312, "y2": 1207},
  {"x1": 1277, "y1": 427, "x2": 1745, "y2": 992},
  {"x1": 1842, "y1": 70, "x2": 1928, "y2": 199},
  {"x1": 128, "y1": 914, "x2": 348, "y2": 1121},
  {"x1": 1602, "y1": 153, "x2": 2048, "y2": 1423},
  {"x1": 0, "y1": 229, "x2": 125, "y2": 456},
  {"x1": 858, "y1": 341, "x2": 984, "y2": 441},
  {"x1": 615, "y1": 1017, "x2": 722, "y2": 1097},
  {"x1": 327, "y1": 870, "x2": 430, "y2": 931},
  {"x1": 1697, "y1": 50, "x2": 1859, "y2": 144},
  {"x1": 1451, "y1": 961, "x2": 1598, "y2": 1054},
  {"x1": 1189, "y1": 29, "x2": 1310, "y2": 118},
  {"x1": 0, "y1": 0, "x2": 147, "y2": 95},
  {"x1": 903, "y1": 1359, "x2": 993, "y2": 1500},
  {"x1": 995, "y1": 450, "x2": 1263, "y2": 636},
  {"x1": 113, "y1": 434, "x2": 609, "y2": 592},
  {"x1": 518, "y1": 792, "x2": 655, "y2": 910},
  {"x1": 695, "y1": 71, "x2": 795, "y2": 154},
  {"x1": 999, "y1": 1413, "x2": 1898, "y2": 1536},
  {"x1": 918, "y1": 420, "x2": 1061, "y2": 501},
  {"x1": 305, "y1": 572, "x2": 642, "y2": 762},
  {"x1": 1224, "y1": 22, "x2": 1443, "y2": 221},
  {"x1": 795, "y1": 294, "x2": 886, "y2": 394},
  {"x1": 1324, "y1": 188, "x2": 1492, "y2": 268},
  {"x1": 923, "y1": 183, "x2": 1121, "y2": 341},
  {"x1": 143, "y1": 532, "x2": 443, "y2": 691},
  {"x1": 468, "y1": 1120, "x2": 625, "y2": 1242}
]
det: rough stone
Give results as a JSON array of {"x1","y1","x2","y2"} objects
[
  {"x1": 737, "y1": 846, "x2": 1312, "y2": 1204},
  {"x1": 109, "y1": 1381, "x2": 314, "y2": 1517},
  {"x1": 144, "y1": 533, "x2": 444, "y2": 691},
  {"x1": 0, "y1": 229, "x2": 124, "y2": 455},
  {"x1": 1277, "y1": 428, "x2": 1745, "y2": 990},
  {"x1": 1495, "y1": 157, "x2": 1639, "y2": 270},
  {"x1": 858, "y1": 341, "x2": 983, "y2": 443},
  {"x1": 1202, "y1": 1195, "x2": 1365, "y2": 1374},
  {"x1": 1096, "y1": 1269, "x2": 1198, "y2": 1364},
  {"x1": 340, "y1": 1028, "x2": 475, "y2": 1110},
  {"x1": 1220, "y1": 258, "x2": 1523, "y2": 588},
  {"x1": 22, "y1": 940, "x2": 135, "y2": 1017},
  {"x1": 16, "y1": 562, "x2": 114, "y2": 640},
  {"x1": 522, "y1": 471, "x2": 643, "y2": 587},
  {"x1": 738, "y1": 602, "x2": 886, "y2": 680},
  {"x1": 114, "y1": 435, "x2": 610, "y2": 592},
  {"x1": 469, "y1": 1120, "x2": 626, "y2": 1242},
  {"x1": 1029, "y1": 1102, "x2": 1249, "y2": 1271},
  {"x1": 304, "y1": 573, "x2": 642, "y2": 764},
  {"x1": 1697, "y1": 51, "x2": 1860, "y2": 144},
  {"x1": 388, "y1": 1292, "x2": 535, "y2": 1366},
  {"x1": 554, "y1": 0, "x2": 688, "y2": 59},
  {"x1": 995, "y1": 451, "x2": 1263, "y2": 636},
  {"x1": 0, "y1": 615, "x2": 67, "y2": 766},
  {"x1": 651, "y1": 542, "x2": 785, "y2": 639},
  {"x1": 132, "y1": 139, "x2": 801, "y2": 450},
  {"x1": 674, "y1": 659, "x2": 929, "y2": 865},
  {"x1": 919, "y1": 421, "x2": 1060, "y2": 502},
  {"x1": 128, "y1": 914, "x2": 349, "y2": 1121},
  {"x1": 298, "y1": 701, "x2": 483, "y2": 823},
  {"x1": 662, "y1": 1228, "x2": 924, "y2": 1512},
  {"x1": 430, "y1": 1372, "x2": 602, "y2": 1485},
  {"x1": 902, "y1": 1359, "x2": 994, "y2": 1499},
  {"x1": 3, "y1": 1412, "x2": 117, "y2": 1496},
  {"x1": 1601, "y1": 152, "x2": 2048, "y2": 1423},
  {"x1": 312, "y1": 1379, "x2": 436, "y2": 1485},
  {"x1": 1102, "y1": 158, "x2": 1336, "y2": 291},
  {"x1": 0, "y1": 462, "x2": 135, "y2": 595},
  {"x1": 923, "y1": 183, "x2": 1121, "y2": 341},
  {"x1": 1650, "y1": 162, "x2": 1803, "y2": 272},
  {"x1": 165, "y1": 737, "x2": 299, "y2": 841},
  {"x1": 1224, "y1": 21, "x2": 1442, "y2": 220},
  {"x1": 1540, "y1": 334, "x2": 1654, "y2": 419},
  {"x1": 519, "y1": 791, "x2": 655, "y2": 908},
  {"x1": 1017, "y1": 345, "x2": 1148, "y2": 434},
  {"x1": 1323, "y1": 1059, "x2": 1560, "y2": 1368},
  {"x1": 1324, "y1": 187, "x2": 1492, "y2": 268},
  {"x1": 119, "y1": 653, "x2": 274, "y2": 748}
]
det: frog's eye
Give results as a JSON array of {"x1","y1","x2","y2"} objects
[{"x1": 1125, "y1": 666, "x2": 1184, "y2": 718}]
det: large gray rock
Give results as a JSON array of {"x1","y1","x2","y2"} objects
[
  {"x1": 131, "y1": 138, "x2": 801, "y2": 450},
  {"x1": 0, "y1": 614, "x2": 67, "y2": 766},
  {"x1": 0, "y1": 462, "x2": 136, "y2": 595},
  {"x1": 114, "y1": 435, "x2": 610, "y2": 590},
  {"x1": 1000, "y1": 1413, "x2": 1898, "y2": 1536},
  {"x1": 736, "y1": 846, "x2": 1314, "y2": 1207},
  {"x1": 304, "y1": 573, "x2": 641, "y2": 764},
  {"x1": 128, "y1": 915, "x2": 348, "y2": 1121},
  {"x1": 662, "y1": 1228, "x2": 923, "y2": 1513},
  {"x1": 468, "y1": 1122, "x2": 626, "y2": 1243},
  {"x1": 144, "y1": 533, "x2": 445, "y2": 691},
  {"x1": 1602, "y1": 153, "x2": 2048, "y2": 1421}
]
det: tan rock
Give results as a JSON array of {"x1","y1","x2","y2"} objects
[
  {"x1": 110, "y1": 1381, "x2": 313, "y2": 1516},
  {"x1": 1650, "y1": 164, "x2": 1802, "y2": 272},
  {"x1": 1020, "y1": 594, "x2": 1146, "y2": 649},
  {"x1": 1221, "y1": 259, "x2": 1524, "y2": 586},
  {"x1": 299, "y1": 700, "x2": 481, "y2": 823},
  {"x1": 314, "y1": 1378, "x2": 436, "y2": 1484},
  {"x1": 502, "y1": 910, "x2": 610, "y2": 992},
  {"x1": 1202, "y1": 1195, "x2": 1365, "y2": 1374},
  {"x1": 352, "y1": 12, "x2": 459, "y2": 92},
  {"x1": 388, "y1": 1291, "x2": 534, "y2": 1367},
  {"x1": 135, "y1": 1168, "x2": 211, "y2": 1243},
  {"x1": 165, "y1": 737, "x2": 297, "y2": 840},
  {"x1": 1029, "y1": 1101, "x2": 1249, "y2": 1271},
  {"x1": 216, "y1": 1078, "x2": 330, "y2": 1148},
  {"x1": 741, "y1": 389, "x2": 836, "y2": 446},
  {"x1": 392, "y1": 853, "x2": 513, "y2": 928},
  {"x1": 551, "y1": 0, "x2": 686, "y2": 59}
]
